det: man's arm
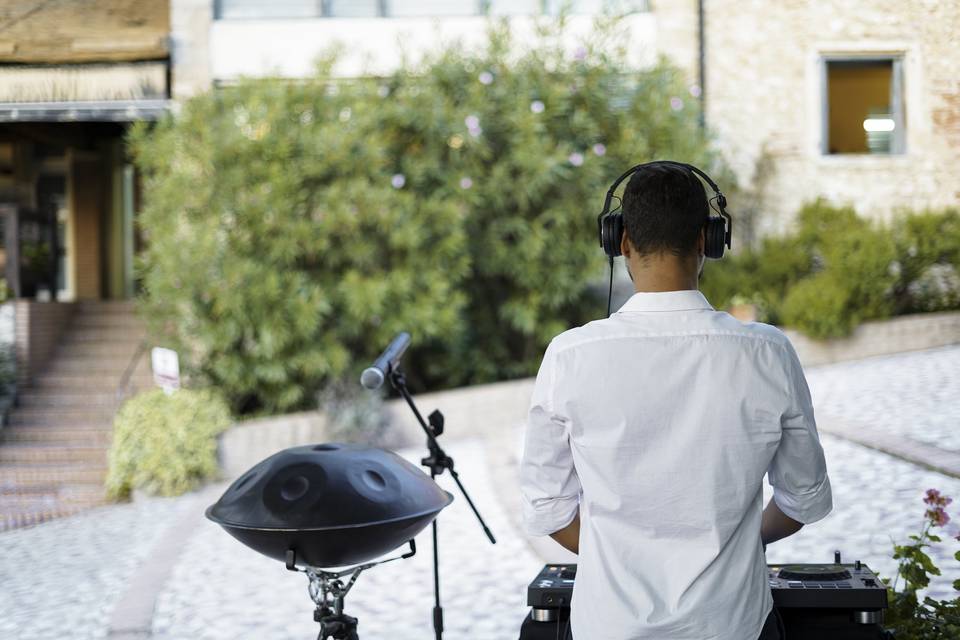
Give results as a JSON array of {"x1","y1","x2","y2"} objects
[
  {"x1": 761, "y1": 498, "x2": 803, "y2": 549},
  {"x1": 550, "y1": 511, "x2": 581, "y2": 554},
  {"x1": 520, "y1": 341, "x2": 582, "y2": 543}
]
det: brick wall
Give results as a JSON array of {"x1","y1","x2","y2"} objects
[{"x1": 14, "y1": 300, "x2": 75, "y2": 385}]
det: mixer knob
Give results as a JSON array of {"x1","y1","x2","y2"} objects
[{"x1": 855, "y1": 560, "x2": 862, "y2": 571}]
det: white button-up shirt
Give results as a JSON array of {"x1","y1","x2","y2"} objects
[{"x1": 520, "y1": 290, "x2": 832, "y2": 640}]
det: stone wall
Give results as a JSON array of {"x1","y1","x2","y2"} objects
[
  {"x1": 217, "y1": 310, "x2": 960, "y2": 476},
  {"x1": 785, "y1": 310, "x2": 960, "y2": 367},
  {"x1": 700, "y1": 0, "x2": 960, "y2": 236},
  {"x1": 170, "y1": 0, "x2": 213, "y2": 99}
]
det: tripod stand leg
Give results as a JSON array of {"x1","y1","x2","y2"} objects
[{"x1": 432, "y1": 509, "x2": 443, "y2": 640}]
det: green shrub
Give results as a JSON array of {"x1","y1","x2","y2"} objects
[
  {"x1": 892, "y1": 209, "x2": 960, "y2": 314},
  {"x1": 705, "y1": 201, "x2": 958, "y2": 339},
  {"x1": 106, "y1": 388, "x2": 232, "y2": 499},
  {"x1": 131, "y1": 17, "x2": 726, "y2": 411}
]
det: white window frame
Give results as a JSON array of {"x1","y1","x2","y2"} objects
[{"x1": 820, "y1": 54, "x2": 905, "y2": 156}]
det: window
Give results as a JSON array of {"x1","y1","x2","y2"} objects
[
  {"x1": 545, "y1": 0, "x2": 649, "y2": 14},
  {"x1": 391, "y1": 0, "x2": 479, "y2": 17},
  {"x1": 822, "y1": 57, "x2": 904, "y2": 155},
  {"x1": 215, "y1": 0, "x2": 649, "y2": 19},
  {"x1": 325, "y1": 0, "x2": 382, "y2": 17},
  {"x1": 217, "y1": 0, "x2": 322, "y2": 19}
]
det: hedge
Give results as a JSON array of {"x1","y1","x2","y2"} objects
[
  {"x1": 701, "y1": 201, "x2": 960, "y2": 338},
  {"x1": 131, "y1": 18, "x2": 726, "y2": 414}
]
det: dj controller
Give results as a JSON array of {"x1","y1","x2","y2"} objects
[{"x1": 519, "y1": 552, "x2": 891, "y2": 640}]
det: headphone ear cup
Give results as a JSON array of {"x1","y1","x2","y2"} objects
[
  {"x1": 601, "y1": 212, "x2": 624, "y2": 258},
  {"x1": 705, "y1": 217, "x2": 726, "y2": 259}
]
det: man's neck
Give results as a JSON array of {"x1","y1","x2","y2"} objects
[{"x1": 626, "y1": 254, "x2": 700, "y2": 293}]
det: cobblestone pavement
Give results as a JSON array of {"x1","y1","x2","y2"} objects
[
  {"x1": 0, "y1": 493, "x2": 196, "y2": 640},
  {"x1": 805, "y1": 345, "x2": 960, "y2": 452},
  {"x1": 762, "y1": 434, "x2": 960, "y2": 601},
  {"x1": 2, "y1": 347, "x2": 959, "y2": 639},
  {"x1": 152, "y1": 439, "x2": 542, "y2": 640}
]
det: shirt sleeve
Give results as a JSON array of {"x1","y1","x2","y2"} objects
[
  {"x1": 520, "y1": 340, "x2": 581, "y2": 537},
  {"x1": 768, "y1": 340, "x2": 833, "y2": 524}
]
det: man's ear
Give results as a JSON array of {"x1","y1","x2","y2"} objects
[
  {"x1": 697, "y1": 227, "x2": 707, "y2": 256},
  {"x1": 620, "y1": 231, "x2": 632, "y2": 259}
]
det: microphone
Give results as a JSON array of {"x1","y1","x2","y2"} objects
[{"x1": 360, "y1": 332, "x2": 411, "y2": 390}]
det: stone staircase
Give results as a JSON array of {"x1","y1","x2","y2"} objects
[{"x1": 0, "y1": 301, "x2": 152, "y2": 531}]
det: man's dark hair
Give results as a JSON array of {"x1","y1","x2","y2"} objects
[{"x1": 621, "y1": 163, "x2": 709, "y2": 257}]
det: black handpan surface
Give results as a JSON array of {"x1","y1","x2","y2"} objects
[{"x1": 206, "y1": 443, "x2": 453, "y2": 568}]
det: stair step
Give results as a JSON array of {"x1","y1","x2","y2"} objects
[
  {"x1": 53, "y1": 343, "x2": 146, "y2": 358},
  {"x1": 69, "y1": 314, "x2": 145, "y2": 327},
  {"x1": 75, "y1": 301, "x2": 136, "y2": 314},
  {"x1": 0, "y1": 444, "x2": 108, "y2": 465},
  {"x1": 0, "y1": 503, "x2": 105, "y2": 528},
  {"x1": 59, "y1": 329, "x2": 146, "y2": 343},
  {"x1": 27, "y1": 371, "x2": 154, "y2": 393},
  {"x1": 0, "y1": 464, "x2": 108, "y2": 487},
  {"x1": 1, "y1": 425, "x2": 112, "y2": 445},
  {"x1": 16, "y1": 391, "x2": 120, "y2": 408},
  {"x1": 7, "y1": 407, "x2": 115, "y2": 426}
]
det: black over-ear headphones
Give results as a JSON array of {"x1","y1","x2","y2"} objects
[
  {"x1": 597, "y1": 160, "x2": 733, "y2": 315},
  {"x1": 598, "y1": 160, "x2": 731, "y2": 259}
]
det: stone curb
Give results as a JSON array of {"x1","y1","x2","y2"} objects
[
  {"x1": 818, "y1": 416, "x2": 960, "y2": 479},
  {"x1": 107, "y1": 484, "x2": 220, "y2": 638}
]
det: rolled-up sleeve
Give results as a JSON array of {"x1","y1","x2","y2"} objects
[
  {"x1": 520, "y1": 341, "x2": 581, "y2": 537},
  {"x1": 768, "y1": 341, "x2": 833, "y2": 524}
]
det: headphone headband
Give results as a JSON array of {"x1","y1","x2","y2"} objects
[{"x1": 597, "y1": 160, "x2": 731, "y2": 251}]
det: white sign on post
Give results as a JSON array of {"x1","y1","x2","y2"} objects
[{"x1": 151, "y1": 347, "x2": 181, "y2": 394}]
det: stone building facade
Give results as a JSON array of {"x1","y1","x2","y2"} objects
[
  {"x1": 691, "y1": 0, "x2": 960, "y2": 237},
  {"x1": 169, "y1": 0, "x2": 959, "y2": 239}
]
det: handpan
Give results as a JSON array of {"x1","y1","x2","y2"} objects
[{"x1": 206, "y1": 443, "x2": 453, "y2": 568}]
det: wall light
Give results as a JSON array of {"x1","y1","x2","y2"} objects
[{"x1": 863, "y1": 118, "x2": 896, "y2": 132}]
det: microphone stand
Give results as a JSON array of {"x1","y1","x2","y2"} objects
[{"x1": 388, "y1": 365, "x2": 496, "y2": 640}]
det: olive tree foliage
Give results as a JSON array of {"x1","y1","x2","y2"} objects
[{"x1": 131, "y1": 17, "x2": 726, "y2": 413}]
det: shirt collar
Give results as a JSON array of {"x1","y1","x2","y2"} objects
[{"x1": 615, "y1": 290, "x2": 714, "y2": 314}]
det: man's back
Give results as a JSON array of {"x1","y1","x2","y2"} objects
[{"x1": 520, "y1": 290, "x2": 832, "y2": 640}]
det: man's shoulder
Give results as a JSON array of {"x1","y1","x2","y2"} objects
[{"x1": 547, "y1": 313, "x2": 794, "y2": 355}]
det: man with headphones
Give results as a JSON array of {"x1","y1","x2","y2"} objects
[{"x1": 519, "y1": 161, "x2": 832, "y2": 640}]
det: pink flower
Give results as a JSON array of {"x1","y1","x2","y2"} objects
[
  {"x1": 924, "y1": 489, "x2": 953, "y2": 507},
  {"x1": 391, "y1": 174, "x2": 405, "y2": 189},
  {"x1": 459, "y1": 176, "x2": 473, "y2": 189},
  {"x1": 568, "y1": 152, "x2": 584, "y2": 167},
  {"x1": 530, "y1": 100, "x2": 545, "y2": 114},
  {"x1": 592, "y1": 143, "x2": 607, "y2": 157},
  {"x1": 573, "y1": 46, "x2": 587, "y2": 61},
  {"x1": 670, "y1": 97, "x2": 684, "y2": 111},
  {"x1": 926, "y1": 507, "x2": 951, "y2": 527},
  {"x1": 478, "y1": 71, "x2": 494, "y2": 85}
]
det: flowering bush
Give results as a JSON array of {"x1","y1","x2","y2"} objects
[
  {"x1": 882, "y1": 488, "x2": 960, "y2": 638},
  {"x1": 132, "y1": 17, "x2": 724, "y2": 412}
]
